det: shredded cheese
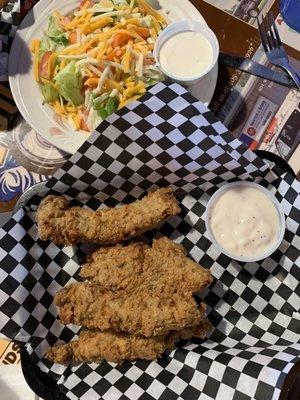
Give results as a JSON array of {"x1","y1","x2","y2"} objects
[
  {"x1": 104, "y1": 60, "x2": 124, "y2": 70},
  {"x1": 76, "y1": 58, "x2": 100, "y2": 66},
  {"x1": 59, "y1": 54, "x2": 89, "y2": 59},
  {"x1": 136, "y1": 52, "x2": 143, "y2": 78},
  {"x1": 85, "y1": 77, "x2": 100, "y2": 87},
  {"x1": 81, "y1": 17, "x2": 113, "y2": 34},
  {"x1": 47, "y1": 52, "x2": 57, "y2": 78},
  {"x1": 76, "y1": 29, "x2": 81, "y2": 43},
  {"x1": 68, "y1": 114, "x2": 78, "y2": 130},
  {"x1": 86, "y1": 64, "x2": 102, "y2": 76},
  {"x1": 33, "y1": 40, "x2": 40, "y2": 82},
  {"x1": 74, "y1": 113, "x2": 82, "y2": 129},
  {"x1": 60, "y1": 43, "x2": 81, "y2": 54},
  {"x1": 107, "y1": 79, "x2": 123, "y2": 92},
  {"x1": 119, "y1": 94, "x2": 141, "y2": 109},
  {"x1": 137, "y1": 0, "x2": 166, "y2": 24},
  {"x1": 33, "y1": 0, "x2": 166, "y2": 132},
  {"x1": 84, "y1": 90, "x2": 90, "y2": 108},
  {"x1": 122, "y1": 42, "x2": 132, "y2": 73},
  {"x1": 110, "y1": 88, "x2": 119, "y2": 98},
  {"x1": 123, "y1": 81, "x2": 145, "y2": 99},
  {"x1": 54, "y1": 99, "x2": 66, "y2": 115},
  {"x1": 90, "y1": 10, "x2": 127, "y2": 22},
  {"x1": 74, "y1": 6, "x2": 114, "y2": 17},
  {"x1": 30, "y1": 39, "x2": 38, "y2": 54},
  {"x1": 41, "y1": 78, "x2": 57, "y2": 90},
  {"x1": 93, "y1": 65, "x2": 110, "y2": 95}
]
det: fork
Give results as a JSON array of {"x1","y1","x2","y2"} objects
[{"x1": 258, "y1": 12, "x2": 300, "y2": 90}]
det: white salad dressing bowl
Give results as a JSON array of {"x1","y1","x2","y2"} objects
[
  {"x1": 205, "y1": 181, "x2": 286, "y2": 263},
  {"x1": 153, "y1": 20, "x2": 219, "y2": 86}
]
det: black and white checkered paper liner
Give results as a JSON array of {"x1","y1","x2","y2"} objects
[
  {"x1": 0, "y1": 83, "x2": 299, "y2": 400},
  {"x1": 0, "y1": 0, "x2": 22, "y2": 80}
]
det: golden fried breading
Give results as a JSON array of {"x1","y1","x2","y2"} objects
[
  {"x1": 37, "y1": 188, "x2": 180, "y2": 246},
  {"x1": 46, "y1": 319, "x2": 212, "y2": 364},
  {"x1": 55, "y1": 282, "x2": 206, "y2": 337},
  {"x1": 80, "y1": 237, "x2": 212, "y2": 294}
]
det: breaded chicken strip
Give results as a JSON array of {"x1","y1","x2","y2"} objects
[
  {"x1": 55, "y1": 282, "x2": 206, "y2": 337},
  {"x1": 80, "y1": 237, "x2": 212, "y2": 294},
  {"x1": 46, "y1": 319, "x2": 212, "y2": 364},
  {"x1": 37, "y1": 188, "x2": 180, "y2": 246}
]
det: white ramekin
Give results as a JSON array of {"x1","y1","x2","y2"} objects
[
  {"x1": 153, "y1": 20, "x2": 219, "y2": 86},
  {"x1": 205, "y1": 181, "x2": 286, "y2": 263}
]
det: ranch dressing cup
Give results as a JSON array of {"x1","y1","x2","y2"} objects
[
  {"x1": 154, "y1": 21, "x2": 219, "y2": 86},
  {"x1": 205, "y1": 182, "x2": 286, "y2": 263}
]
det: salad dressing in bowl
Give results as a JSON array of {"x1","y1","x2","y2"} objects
[
  {"x1": 205, "y1": 182, "x2": 286, "y2": 262},
  {"x1": 154, "y1": 20, "x2": 219, "y2": 86},
  {"x1": 159, "y1": 31, "x2": 213, "y2": 79}
]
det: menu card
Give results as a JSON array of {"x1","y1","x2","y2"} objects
[{"x1": 194, "y1": 0, "x2": 300, "y2": 177}]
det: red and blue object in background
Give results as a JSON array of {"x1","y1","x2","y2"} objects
[{"x1": 280, "y1": 0, "x2": 300, "y2": 32}]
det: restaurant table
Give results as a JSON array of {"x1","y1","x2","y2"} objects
[{"x1": 0, "y1": 1, "x2": 299, "y2": 400}]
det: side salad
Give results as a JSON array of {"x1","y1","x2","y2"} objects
[{"x1": 30, "y1": 0, "x2": 167, "y2": 132}]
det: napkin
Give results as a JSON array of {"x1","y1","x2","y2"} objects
[
  {"x1": 0, "y1": 82, "x2": 299, "y2": 400},
  {"x1": 0, "y1": 364, "x2": 37, "y2": 400}
]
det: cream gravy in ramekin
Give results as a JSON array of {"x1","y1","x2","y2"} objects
[
  {"x1": 159, "y1": 31, "x2": 213, "y2": 79},
  {"x1": 209, "y1": 186, "x2": 280, "y2": 259}
]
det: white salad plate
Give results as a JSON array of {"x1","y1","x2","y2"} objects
[{"x1": 9, "y1": 0, "x2": 218, "y2": 154}]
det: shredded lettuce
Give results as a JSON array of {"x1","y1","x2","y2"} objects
[
  {"x1": 145, "y1": 77, "x2": 160, "y2": 87},
  {"x1": 41, "y1": 83, "x2": 59, "y2": 102},
  {"x1": 105, "y1": 97, "x2": 119, "y2": 114},
  {"x1": 45, "y1": 15, "x2": 69, "y2": 48},
  {"x1": 143, "y1": 68, "x2": 164, "y2": 87},
  {"x1": 50, "y1": 33, "x2": 69, "y2": 45},
  {"x1": 112, "y1": 0, "x2": 129, "y2": 5},
  {"x1": 34, "y1": 0, "x2": 166, "y2": 132},
  {"x1": 140, "y1": 15, "x2": 152, "y2": 27},
  {"x1": 39, "y1": 20, "x2": 68, "y2": 59},
  {"x1": 39, "y1": 35, "x2": 56, "y2": 58},
  {"x1": 98, "y1": 108, "x2": 108, "y2": 120},
  {"x1": 47, "y1": 15, "x2": 64, "y2": 37},
  {"x1": 93, "y1": 93, "x2": 110, "y2": 110},
  {"x1": 96, "y1": 96, "x2": 119, "y2": 119},
  {"x1": 54, "y1": 61, "x2": 84, "y2": 106}
]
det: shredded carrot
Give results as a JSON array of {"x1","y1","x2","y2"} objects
[{"x1": 32, "y1": 0, "x2": 167, "y2": 131}]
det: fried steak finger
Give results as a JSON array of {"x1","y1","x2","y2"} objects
[
  {"x1": 80, "y1": 242, "x2": 147, "y2": 290},
  {"x1": 80, "y1": 237, "x2": 212, "y2": 294},
  {"x1": 37, "y1": 188, "x2": 180, "y2": 246},
  {"x1": 55, "y1": 282, "x2": 206, "y2": 337},
  {"x1": 46, "y1": 319, "x2": 212, "y2": 364}
]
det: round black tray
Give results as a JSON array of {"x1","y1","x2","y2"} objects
[
  {"x1": 19, "y1": 150, "x2": 296, "y2": 400},
  {"x1": 20, "y1": 347, "x2": 67, "y2": 400},
  {"x1": 253, "y1": 150, "x2": 296, "y2": 178}
]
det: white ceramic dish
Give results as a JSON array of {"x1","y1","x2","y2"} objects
[
  {"x1": 9, "y1": 0, "x2": 218, "y2": 154},
  {"x1": 205, "y1": 181, "x2": 286, "y2": 263},
  {"x1": 154, "y1": 20, "x2": 219, "y2": 86}
]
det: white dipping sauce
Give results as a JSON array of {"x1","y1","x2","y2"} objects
[
  {"x1": 159, "y1": 31, "x2": 213, "y2": 78},
  {"x1": 210, "y1": 186, "x2": 280, "y2": 259}
]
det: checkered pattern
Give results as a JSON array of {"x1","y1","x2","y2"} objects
[
  {"x1": 0, "y1": 0, "x2": 19, "y2": 80},
  {"x1": 0, "y1": 83, "x2": 299, "y2": 400},
  {"x1": 0, "y1": 0, "x2": 39, "y2": 80},
  {"x1": 46, "y1": 83, "x2": 267, "y2": 201}
]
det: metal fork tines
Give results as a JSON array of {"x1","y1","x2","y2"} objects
[{"x1": 258, "y1": 12, "x2": 300, "y2": 90}]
